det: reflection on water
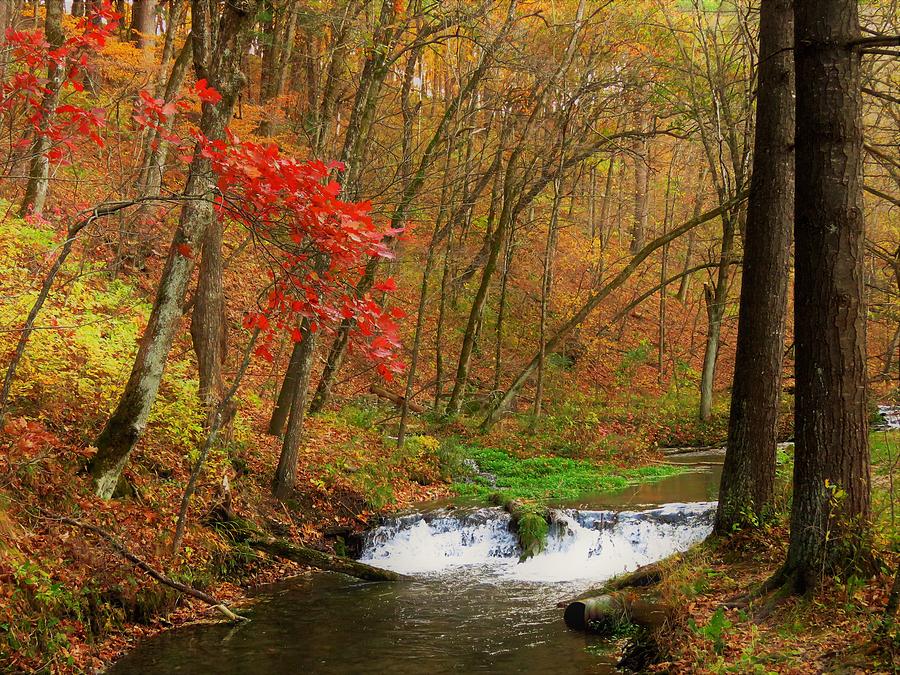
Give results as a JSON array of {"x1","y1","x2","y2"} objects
[
  {"x1": 107, "y1": 465, "x2": 722, "y2": 675},
  {"x1": 109, "y1": 574, "x2": 618, "y2": 674}
]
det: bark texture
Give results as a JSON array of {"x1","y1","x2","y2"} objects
[
  {"x1": 715, "y1": 0, "x2": 794, "y2": 533},
  {"x1": 782, "y1": 0, "x2": 871, "y2": 590}
]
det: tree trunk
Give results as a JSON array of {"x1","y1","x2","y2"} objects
[
  {"x1": 533, "y1": 173, "x2": 562, "y2": 419},
  {"x1": 130, "y1": 0, "x2": 156, "y2": 48},
  {"x1": 272, "y1": 320, "x2": 317, "y2": 498},
  {"x1": 19, "y1": 0, "x2": 64, "y2": 218},
  {"x1": 698, "y1": 212, "x2": 736, "y2": 421},
  {"x1": 257, "y1": 1, "x2": 298, "y2": 135},
  {"x1": 88, "y1": 0, "x2": 260, "y2": 499},
  {"x1": 595, "y1": 155, "x2": 616, "y2": 284},
  {"x1": 630, "y1": 121, "x2": 650, "y2": 254},
  {"x1": 492, "y1": 226, "x2": 514, "y2": 391},
  {"x1": 715, "y1": 0, "x2": 794, "y2": 534},
  {"x1": 780, "y1": 0, "x2": 871, "y2": 590},
  {"x1": 190, "y1": 216, "x2": 226, "y2": 414}
]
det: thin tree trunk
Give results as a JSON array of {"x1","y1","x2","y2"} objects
[
  {"x1": 630, "y1": 118, "x2": 649, "y2": 254},
  {"x1": 779, "y1": 0, "x2": 871, "y2": 591},
  {"x1": 19, "y1": 0, "x2": 64, "y2": 218},
  {"x1": 715, "y1": 0, "x2": 794, "y2": 533},
  {"x1": 533, "y1": 172, "x2": 563, "y2": 420},
  {"x1": 269, "y1": 339, "x2": 304, "y2": 435},
  {"x1": 493, "y1": 226, "x2": 514, "y2": 391},
  {"x1": 699, "y1": 212, "x2": 736, "y2": 421},
  {"x1": 883, "y1": 322, "x2": 900, "y2": 381},
  {"x1": 434, "y1": 223, "x2": 454, "y2": 409},
  {"x1": 677, "y1": 167, "x2": 707, "y2": 302},
  {"x1": 481, "y1": 196, "x2": 745, "y2": 430},
  {"x1": 272, "y1": 320, "x2": 317, "y2": 499},
  {"x1": 595, "y1": 155, "x2": 615, "y2": 284},
  {"x1": 88, "y1": 0, "x2": 260, "y2": 498}
]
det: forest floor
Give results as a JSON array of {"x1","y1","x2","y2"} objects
[{"x1": 652, "y1": 430, "x2": 900, "y2": 674}]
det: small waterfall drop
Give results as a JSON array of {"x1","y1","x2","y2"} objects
[{"x1": 360, "y1": 502, "x2": 715, "y2": 582}]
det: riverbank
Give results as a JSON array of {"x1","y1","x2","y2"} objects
[
  {"x1": 612, "y1": 430, "x2": 900, "y2": 672},
  {"x1": 0, "y1": 401, "x2": 692, "y2": 672}
]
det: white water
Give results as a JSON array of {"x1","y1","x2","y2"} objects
[
  {"x1": 360, "y1": 502, "x2": 715, "y2": 583},
  {"x1": 878, "y1": 405, "x2": 900, "y2": 430}
]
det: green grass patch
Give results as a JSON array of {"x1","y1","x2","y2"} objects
[
  {"x1": 452, "y1": 444, "x2": 682, "y2": 501},
  {"x1": 870, "y1": 429, "x2": 899, "y2": 474}
]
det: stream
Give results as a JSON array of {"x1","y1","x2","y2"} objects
[{"x1": 108, "y1": 454, "x2": 722, "y2": 674}]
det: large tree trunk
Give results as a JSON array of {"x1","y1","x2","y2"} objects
[
  {"x1": 780, "y1": 0, "x2": 871, "y2": 591},
  {"x1": 19, "y1": 0, "x2": 64, "y2": 218},
  {"x1": 88, "y1": 0, "x2": 260, "y2": 499},
  {"x1": 715, "y1": 0, "x2": 794, "y2": 534}
]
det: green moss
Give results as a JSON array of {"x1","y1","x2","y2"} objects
[
  {"x1": 516, "y1": 512, "x2": 549, "y2": 561},
  {"x1": 453, "y1": 445, "x2": 682, "y2": 501}
]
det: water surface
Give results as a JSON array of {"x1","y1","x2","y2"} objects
[{"x1": 108, "y1": 463, "x2": 721, "y2": 674}]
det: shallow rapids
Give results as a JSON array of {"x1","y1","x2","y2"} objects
[
  {"x1": 108, "y1": 466, "x2": 722, "y2": 674},
  {"x1": 360, "y1": 502, "x2": 715, "y2": 582}
]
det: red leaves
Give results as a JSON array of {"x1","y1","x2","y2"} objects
[
  {"x1": 176, "y1": 243, "x2": 193, "y2": 259},
  {"x1": 373, "y1": 277, "x2": 397, "y2": 293},
  {"x1": 194, "y1": 79, "x2": 223, "y2": 104},
  {"x1": 0, "y1": 2, "x2": 118, "y2": 165}
]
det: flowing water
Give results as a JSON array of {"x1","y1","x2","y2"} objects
[{"x1": 108, "y1": 458, "x2": 722, "y2": 674}]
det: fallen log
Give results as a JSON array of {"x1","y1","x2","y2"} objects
[
  {"x1": 369, "y1": 384, "x2": 426, "y2": 413},
  {"x1": 558, "y1": 556, "x2": 679, "y2": 607},
  {"x1": 207, "y1": 508, "x2": 406, "y2": 582},
  {"x1": 246, "y1": 537, "x2": 408, "y2": 582},
  {"x1": 52, "y1": 514, "x2": 247, "y2": 622},
  {"x1": 563, "y1": 591, "x2": 672, "y2": 635},
  {"x1": 489, "y1": 493, "x2": 550, "y2": 561}
]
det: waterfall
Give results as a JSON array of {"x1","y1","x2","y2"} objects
[{"x1": 360, "y1": 502, "x2": 715, "y2": 583}]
